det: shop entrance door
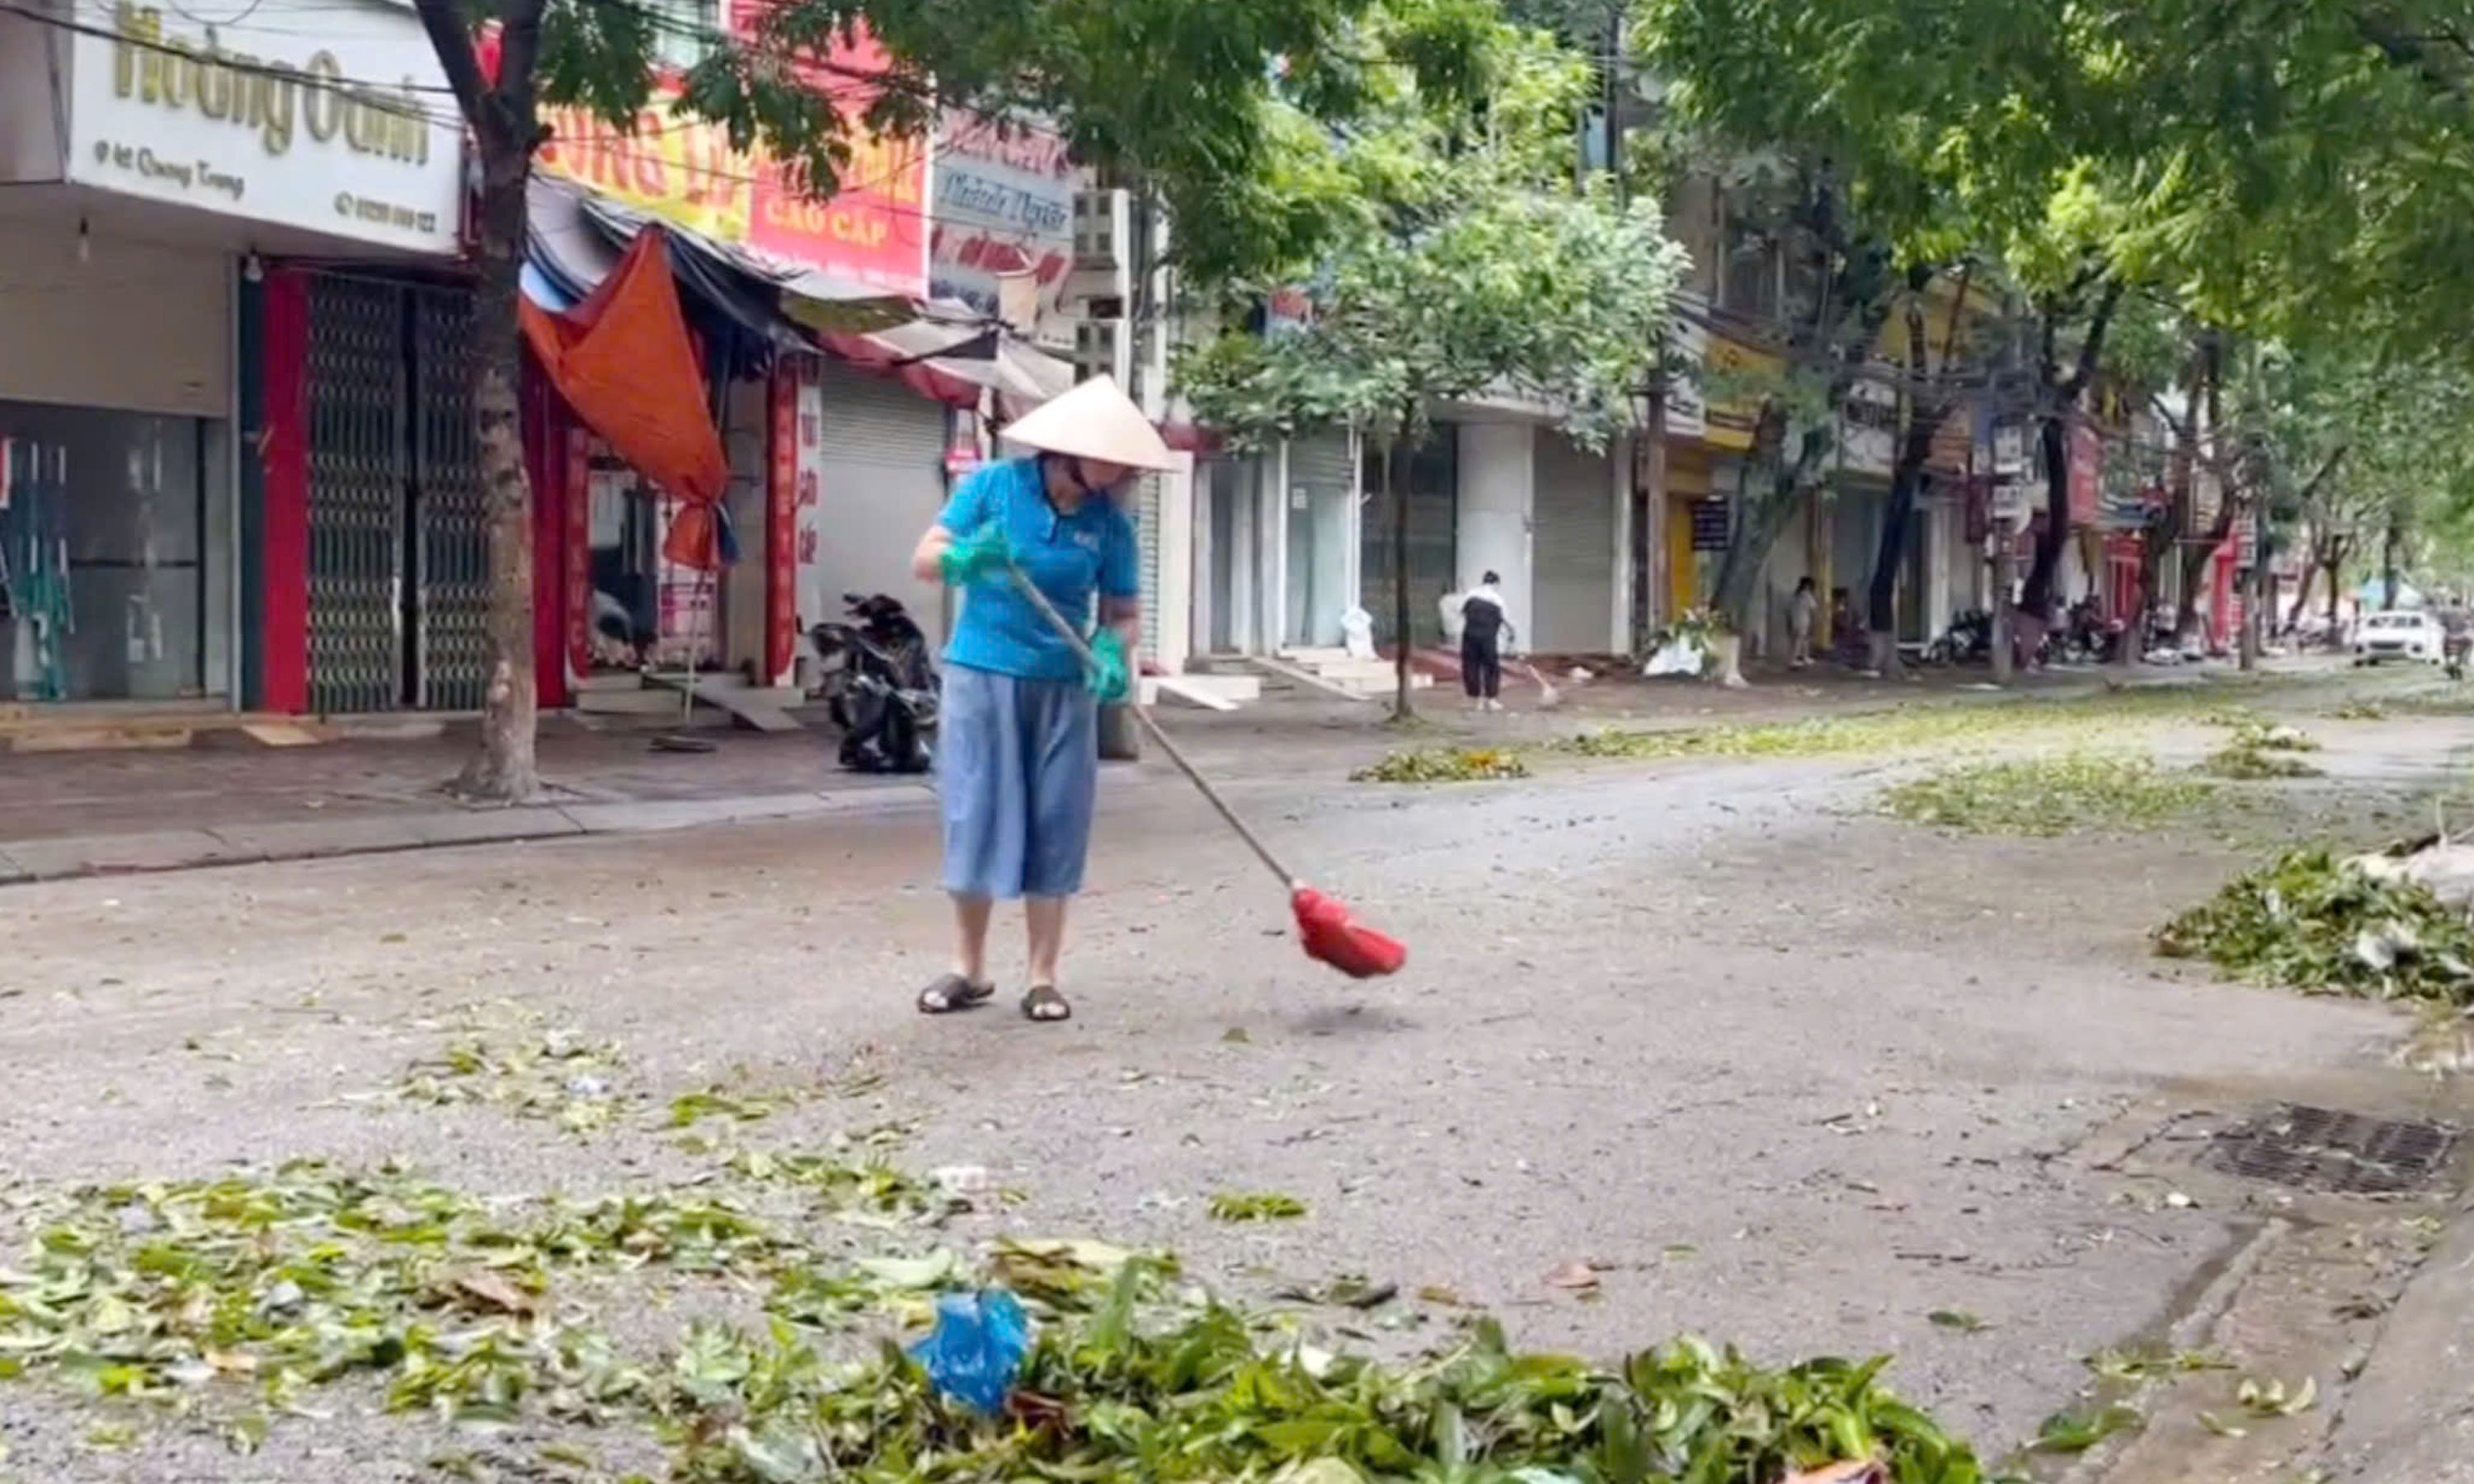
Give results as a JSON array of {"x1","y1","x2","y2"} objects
[{"x1": 302, "y1": 275, "x2": 488, "y2": 714}]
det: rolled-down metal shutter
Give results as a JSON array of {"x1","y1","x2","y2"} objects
[
  {"x1": 806, "y1": 362, "x2": 947, "y2": 631},
  {"x1": 303, "y1": 275, "x2": 406, "y2": 716},
  {"x1": 1286, "y1": 431, "x2": 1352, "y2": 646},
  {"x1": 1136, "y1": 472, "x2": 1160, "y2": 644},
  {"x1": 1359, "y1": 427, "x2": 1456, "y2": 645},
  {"x1": 1531, "y1": 434, "x2": 1614, "y2": 654}
]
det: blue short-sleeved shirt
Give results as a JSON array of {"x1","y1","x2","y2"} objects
[{"x1": 939, "y1": 456, "x2": 1139, "y2": 683}]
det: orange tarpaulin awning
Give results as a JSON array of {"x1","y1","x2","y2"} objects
[{"x1": 521, "y1": 228, "x2": 732, "y2": 570}]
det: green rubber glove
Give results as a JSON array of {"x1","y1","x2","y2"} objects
[
  {"x1": 1088, "y1": 628, "x2": 1131, "y2": 703},
  {"x1": 937, "y1": 525, "x2": 1013, "y2": 586}
]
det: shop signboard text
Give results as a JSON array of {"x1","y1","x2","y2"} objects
[{"x1": 67, "y1": 2, "x2": 462, "y2": 253}]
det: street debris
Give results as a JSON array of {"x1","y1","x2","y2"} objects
[
  {"x1": 2156, "y1": 848, "x2": 2474, "y2": 1003},
  {"x1": 1926, "y1": 1310, "x2": 1990, "y2": 1333},
  {"x1": 2085, "y1": 1347, "x2": 2230, "y2": 1384},
  {"x1": 1559, "y1": 686, "x2": 2324, "y2": 770},
  {"x1": 1351, "y1": 746, "x2": 1531, "y2": 783},
  {"x1": 1882, "y1": 755, "x2": 2217, "y2": 836},
  {"x1": 2033, "y1": 1403, "x2": 2143, "y2": 1453},
  {"x1": 910, "y1": 1289, "x2": 1032, "y2": 1415},
  {"x1": 388, "y1": 1007, "x2": 629, "y2": 1136},
  {"x1": 1208, "y1": 1190, "x2": 1310, "y2": 1222},
  {"x1": 2235, "y1": 1373, "x2": 2318, "y2": 1417},
  {"x1": 2203, "y1": 720, "x2": 2325, "y2": 780},
  {"x1": 1543, "y1": 1260, "x2": 1606, "y2": 1291},
  {"x1": 0, "y1": 1146, "x2": 1992, "y2": 1484}
]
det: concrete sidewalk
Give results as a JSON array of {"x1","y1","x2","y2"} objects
[{"x1": 0, "y1": 660, "x2": 2192, "y2": 885}]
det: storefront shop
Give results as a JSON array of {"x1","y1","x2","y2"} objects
[{"x1": 0, "y1": 0, "x2": 464, "y2": 711}]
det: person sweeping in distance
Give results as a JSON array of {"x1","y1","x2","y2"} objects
[
  {"x1": 908, "y1": 376, "x2": 1178, "y2": 1024},
  {"x1": 1459, "y1": 571, "x2": 1512, "y2": 712}
]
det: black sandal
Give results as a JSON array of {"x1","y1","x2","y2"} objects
[
  {"x1": 917, "y1": 974, "x2": 995, "y2": 1015},
  {"x1": 1020, "y1": 984, "x2": 1073, "y2": 1023}
]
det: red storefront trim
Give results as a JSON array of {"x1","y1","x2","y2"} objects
[
  {"x1": 766, "y1": 363, "x2": 799, "y2": 683},
  {"x1": 259, "y1": 270, "x2": 311, "y2": 714},
  {"x1": 564, "y1": 424, "x2": 591, "y2": 686}
]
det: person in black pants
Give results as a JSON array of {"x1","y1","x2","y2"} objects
[{"x1": 1460, "y1": 571, "x2": 1511, "y2": 711}]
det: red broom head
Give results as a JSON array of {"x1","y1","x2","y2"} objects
[{"x1": 1291, "y1": 885, "x2": 1407, "y2": 979}]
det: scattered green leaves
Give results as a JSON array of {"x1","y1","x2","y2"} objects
[
  {"x1": 1883, "y1": 755, "x2": 2218, "y2": 836},
  {"x1": 386, "y1": 1003, "x2": 628, "y2": 1136},
  {"x1": 2086, "y1": 1346, "x2": 2230, "y2": 1383},
  {"x1": 0, "y1": 1145, "x2": 2006, "y2": 1483},
  {"x1": 2033, "y1": 1404, "x2": 2143, "y2": 1453},
  {"x1": 1561, "y1": 683, "x2": 2325, "y2": 765},
  {"x1": 2236, "y1": 1374, "x2": 2318, "y2": 1417},
  {"x1": 1209, "y1": 1190, "x2": 1310, "y2": 1223},
  {"x1": 2204, "y1": 721, "x2": 2326, "y2": 780},
  {"x1": 1352, "y1": 746, "x2": 1531, "y2": 783},
  {"x1": 1926, "y1": 1309, "x2": 1991, "y2": 1333},
  {"x1": 2156, "y1": 849, "x2": 2474, "y2": 1003}
]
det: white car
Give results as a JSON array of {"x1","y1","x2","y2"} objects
[{"x1": 2353, "y1": 611, "x2": 2444, "y2": 664}]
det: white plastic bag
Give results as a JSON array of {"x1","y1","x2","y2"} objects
[
  {"x1": 1643, "y1": 637, "x2": 1706, "y2": 677},
  {"x1": 1341, "y1": 607, "x2": 1376, "y2": 660}
]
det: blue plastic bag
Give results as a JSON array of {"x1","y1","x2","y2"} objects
[{"x1": 909, "y1": 1289, "x2": 1031, "y2": 1416}]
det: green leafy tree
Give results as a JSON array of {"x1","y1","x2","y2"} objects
[
  {"x1": 1177, "y1": 7, "x2": 1686, "y2": 714},
  {"x1": 1686, "y1": 164, "x2": 1901, "y2": 657},
  {"x1": 412, "y1": 0, "x2": 1412, "y2": 799}
]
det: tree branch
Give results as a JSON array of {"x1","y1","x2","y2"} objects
[
  {"x1": 411, "y1": 0, "x2": 491, "y2": 133},
  {"x1": 2298, "y1": 444, "x2": 2349, "y2": 504},
  {"x1": 2060, "y1": 275, "x2": 2125, "y2": 402},
  {"x1": 495, "y1": 0, "x2": 553, "y2": 143}
]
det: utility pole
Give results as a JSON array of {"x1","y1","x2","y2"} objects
[{"x1": 1606, "y1": 4, "x2": 1669, "y2": 655}]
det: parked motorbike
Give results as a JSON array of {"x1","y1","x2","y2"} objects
[
  {"x1": 1926, "y1": 608, "x2": 1993, "y2": 666},
  {"x1": 808, "y1": 593, "x2": 938, "y2": 773}
]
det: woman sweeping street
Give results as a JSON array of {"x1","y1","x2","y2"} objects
[{"x1": 907, "y1": 376, "x2": 1178, "y2": 1023}]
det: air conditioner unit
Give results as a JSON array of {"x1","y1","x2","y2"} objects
[
  {"x1": 1073, "y1": 190, "x2": 1131, "y2": 270},
  {"x1": 1073, "y1": 318, "x2": 1131, "y2": 383}
]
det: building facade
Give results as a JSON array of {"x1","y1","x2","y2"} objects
[{"x1": 0, "y1": 0, "x2": 467, "y2": 713}]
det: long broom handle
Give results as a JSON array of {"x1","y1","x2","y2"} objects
[{"x1": 1002, "y1": 564, "x2": 1297, "y2": 890}]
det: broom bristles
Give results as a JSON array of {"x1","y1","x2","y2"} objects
[{"x1": 1292, "y1": 886, "x2": 1408, "y2": 979}]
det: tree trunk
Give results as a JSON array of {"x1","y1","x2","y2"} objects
[
  {"x1": 2238, "y1": 534, "x2": 2263, "y2": 670},
  {"x1": 1712, "y1": 468, "x2": 1803, "y2": 642},
  {"x1": 2382, "y1": 511, "x2": 2401, "y2": 611},
  {"x1": 2324, "y1": 550, "x2": 2345, "y2": 632},
  {"x1": 2285, "y1": 542, "x2": 2318, "y2": 632},
  {"x1": 1991, "y1": 538, "x2": 2015, "y2": 684},
  {"x1": 2021, "y1": 412, "x2": 2070, "y2": 622},
  {"x1": 1869, "y1": 422, "x2": 1945, "y2": 677},
  {"x1": 2175, "y1": 509, "x2": 2234, "y2": 650},
  {"x1": 2020, "y1": 278, "x2": 2123, "y2": 618},
  {"x1": 1386, "y1": 432, "x2": 1413, "y2": 721},
  {"x1": 1631, "y1": 381, "x2": 1667, "y2": 655},
  {"x1": 454, "y1": 148, "x2": 541, "y2": 801}
]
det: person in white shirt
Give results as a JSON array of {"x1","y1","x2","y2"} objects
[
  {"x1": 1789, "y1": 577, "x2": 1819, "y2": 668},
  {"x1": 1460, "y1": 572, "x2": 1512, "y2": 711}
]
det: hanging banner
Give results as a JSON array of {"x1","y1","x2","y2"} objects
[
  {"x1": 929, "y1": 109, "x2": 1075, "y2": 321},
  {"x1": 2068, "y1": 420, "x2": 2101, "y2": 524},
  {"x1": 790, "y1": 362, "x2": 830, "y2": 632},
  {"x1": 524, "y1": 12, "x2": 929, "y2": 296},
  {"x1": 1662, "y1": 290, "x2": 1710, "y2": 442}
]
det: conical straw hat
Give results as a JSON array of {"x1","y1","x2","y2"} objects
[{"x1": 999, "y1": 374, "x2": 1177, "y2": 471}]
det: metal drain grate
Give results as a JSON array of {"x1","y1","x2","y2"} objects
[{"x1": 2203, "y1": 1104, "x2": 2462, "y2": 1195}]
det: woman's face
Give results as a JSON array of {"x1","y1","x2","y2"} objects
[{"x1": 1074, "y1": 457, "x2": 1133, "y2": 491}]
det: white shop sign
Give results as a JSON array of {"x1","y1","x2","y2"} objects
[{"x1": 67, "y1": 1, "x2": 463, "y2": 254}]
